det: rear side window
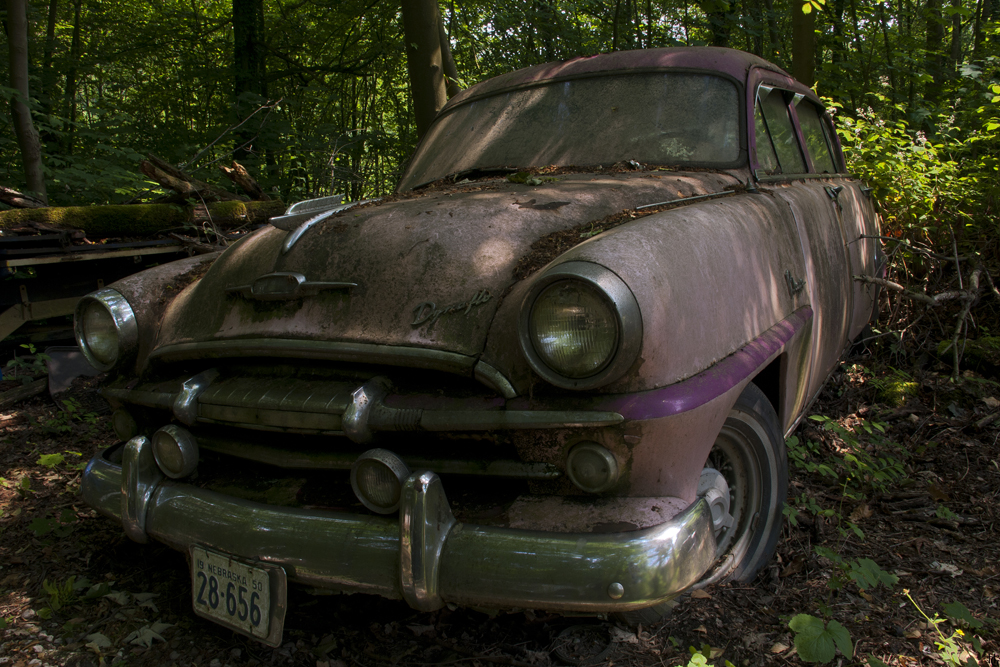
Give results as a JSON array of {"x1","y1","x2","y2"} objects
[
  {"x1": 757, "y1": 88, "x2": 806, "y2": 174},
  {"x1": 754, "y1": 101, "x2": 779, "y2": 174},
  {"x1": 795, "y1": 101, "x2": 838, "y2": 173}
]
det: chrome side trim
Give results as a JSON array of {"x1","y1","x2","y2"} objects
[
  {"x1": 419, "y1": 410, "x2": 623, "y2": 430},
  {"x1": 83, "y1": 453, "x2": 717, "y2": 612},
  {"x1": 121, "y1": 437, "x2": 163, "y2": 544},
  {"x1": 173, "y1": 368, "x2": 220, "y2": 426},
  {"x1": 474, "y1": 361, "x2": 518, "y2": 399},
  {"x1": 148, "y1": 339, "x2": 477, "y2": 375},
  {"x1": 400, "y1": 472, "x2": 456, "y2": 611}
]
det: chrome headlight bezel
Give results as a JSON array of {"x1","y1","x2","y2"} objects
[
  {"x1": 74, "y1": 288, "x2": 138, "y2": 372},
  {"x1": 518, "y1": 261, "x2": 642, "y2": 390}
]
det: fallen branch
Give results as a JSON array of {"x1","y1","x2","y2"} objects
[
  {"x1": 0, "y1": 378, "x2": 48, "y2": 410},
  {"x1": 0, "y1": 185, "x2": 46, "y2": 209},
  {"x1": 167, "y1": 233, "x2": 224, "y2": 255},
  {"x1": 0, "y1": 200, "x2": 286, "y2": 237},
  {"x1": 219, "y1": 161, "x2": 270, "y2": 200},
  {"x1": 139, "y1": 154, "x2": 243, "y2": 202}
]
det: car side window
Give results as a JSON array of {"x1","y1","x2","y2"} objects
[
  {"x1": 795, "y1": 100, "x2": 838, "y2": 174},
  {"x1": 757, "y1": 87, "x2": 806, "y2": 174},
  {"x1": 753, "y1": 100, "x2": 780, "y2": 174}
]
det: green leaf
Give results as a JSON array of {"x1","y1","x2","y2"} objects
[
  {"x1": 942, "y1": 601, "x2": 984, "y2": 630},
  {"x1": 36, "y1": 453, "x2": 64, "y2": 468},
  {"x1": 789, "y1": 614, "x2": 853, "y2": 664},
  {"x1": 866, "y1": 656, "x2": 890, "y2": 667}
]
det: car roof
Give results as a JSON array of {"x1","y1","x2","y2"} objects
[{"x1": 443, "y1": 47, "x2": 806, "y2": 112}]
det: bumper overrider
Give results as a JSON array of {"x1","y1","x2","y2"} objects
[{"x1": 82, "y1": 437, "x2": 717, "y2": 643}]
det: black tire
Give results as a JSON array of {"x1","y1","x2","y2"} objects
[{"x1": 614, "y1": 382, "x2": 787, "y2": 626}]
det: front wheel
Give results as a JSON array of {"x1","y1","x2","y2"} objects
[
  {"x1": 699, "y1": 381, "x2": 788, "y2": 584},
  {"x1": 615, "y1": 382, "x2": 787, "y2": 626}
]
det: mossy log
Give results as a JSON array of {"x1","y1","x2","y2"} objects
[{"x1": 0, "y1": 200, "x2": 286, "y2": 237}]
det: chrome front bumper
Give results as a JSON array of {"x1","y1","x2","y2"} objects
[{"x1": 82, "y1": 438, "x2": 717, "y2": 613}]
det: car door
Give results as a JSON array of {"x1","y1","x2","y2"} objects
[{"x1": 751, "y1": 76, "x2": 853, "y2": 417}]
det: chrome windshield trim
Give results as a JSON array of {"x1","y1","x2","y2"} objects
[{"x1": 148, "y1": 339, "x2": 477, "y2": 375}]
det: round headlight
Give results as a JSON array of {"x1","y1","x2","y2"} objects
[
  {"x1": 529, "y1": 281, "x2": 618, "y2": 378},
  {"x1": 351, "y1": 448, "x2": 411, "y2": 514},
  {"x1": 519, "y1": 262, "x2": 642, "y2": 390},
  {"x1": 74, "y1": 289, "x2": 138, "y2": 372}
]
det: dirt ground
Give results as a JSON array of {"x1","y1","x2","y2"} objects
[{"x1": 0, "y1": 355, "x2": 997, "y2": 667}]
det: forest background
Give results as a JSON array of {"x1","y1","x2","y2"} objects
[{"x1": 0, "y1": 0, "x2": 996, "y2": 230}]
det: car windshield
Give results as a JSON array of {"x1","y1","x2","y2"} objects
[{"x1": 398, "y1": 71, "x2": 740, "y2": 191}]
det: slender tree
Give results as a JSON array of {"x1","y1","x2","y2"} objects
[
  {"x1": 401, "y1": 0, "x2": 449, "y2": 138},
  {"x1": 5, "y1": 0, "x2": 48, "y2": 202}
]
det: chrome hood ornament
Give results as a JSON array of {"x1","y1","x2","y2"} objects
[{"x1": 226, "y1": 272, "x2": 356, "y2": 301}]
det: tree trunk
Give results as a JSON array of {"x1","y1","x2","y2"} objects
[
  {"x1": 791, "y1": 0, "x2": 816, "y2": 86},
  {"x1": 950, "y1": 0, "x2": 962, "y2": 71},
  {"x1": 233, "y1": 0, "x2": 268, "y2": 159},
  {"x1": 63, "y1": 0, "x2": 82, "y2": 156},
  {"x1": 925, "y1": 0, "x2": 946, "y2": 105},
  {"x1": 879, "y1": 4, "x2": 898, "y2": 106},
  {"x1": 5, "y1": 0, "x2": 48, "y2": 203},
  {"x1": 401, "y1": 0, "x2": 448, "y2": 139},
  {"x1": 39, "y1": 0, "x2": 58, "y2": 149},
  {"x1": 762, "y1": 0, "x2": 780, "y2": 59},
  {"x1": 438, "y1": 17, "x2": 460, "y2": 98},
  {"x1": 702, "y1": 0, "x2": 730, "y2": 47}
]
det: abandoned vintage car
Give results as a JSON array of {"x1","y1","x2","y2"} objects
[{"x1": 78, "y1": 46, "x2": 881, "y2": 644}]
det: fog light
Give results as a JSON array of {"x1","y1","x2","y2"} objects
[
  {"x1": 112, "y1": 409, "x2": 138, "y2": 441},
  {"x1": 152, "y1": 425, "x2": 199, "y2": 479},
  {"x1": 566, "y1": 441, "x2": 619, "y2": 493},
  {"x1": 350, "y1": 448, "x2": 410, "y2": 514}
]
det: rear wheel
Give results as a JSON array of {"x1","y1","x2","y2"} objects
[{"x1": 615, "y1": 382, "x2": 787, "y2": 626}]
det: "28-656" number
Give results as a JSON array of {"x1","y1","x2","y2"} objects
[{"x1": 195, "y1": 572, "x2": 263, "y2": 627}]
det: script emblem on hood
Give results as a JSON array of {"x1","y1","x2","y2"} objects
[{"x1": 411, "y1": 289, "x2": 493, "y2": 328}]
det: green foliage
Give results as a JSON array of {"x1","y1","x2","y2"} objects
[
  {"x1": 807, "y1": 415, "x2": 906, "y2": 496},
  {"x1": 685, "y1": 644, "x2": 733, "y2": 667},
  {"x1": 28, "y1": 509, "x2": 77, "y2": 539},
  {"x1": 39, "y1": 400, "x2": 102, "y2": 437},
  {"x1": 942, "y1": 602, "x2": 985, "y2": 631},
  {"x1": 869, "y1": 369, "x2": 920, "y2": 407},
  {"x1": 905, "y1": 590, "x2": 983, "y2": 666},
  {"x1": 788, "y1": 614, "x2": 853, "y2": 664},
  {"x1": 836, "y1": 102, "x2": 978, "y2": 237},
  {"x1": 36, "y1": 453, "x2": 65, "y2": 468},
  {"x1": 5, "y1": 344, "x2": 51, "y2": 385},
  {"x1": 814, "y1": 546, "x2": 898, "y2": 593}
]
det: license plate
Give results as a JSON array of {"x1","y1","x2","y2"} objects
[{"x1": 190, "y1": 546, "x2": 286, "y2": 646}]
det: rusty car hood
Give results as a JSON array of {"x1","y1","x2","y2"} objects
[{"x1": 153, "y1": 171, "x2": 741, "y2": 358}]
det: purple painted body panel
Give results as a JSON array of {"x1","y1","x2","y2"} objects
[
  {"x1": 442, "y1": 47, "x2": 797, "y2": 111},
  {"x1": 594, "y1": 307, "x2": 811, "y2": 420}
]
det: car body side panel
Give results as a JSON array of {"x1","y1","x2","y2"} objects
[
  {"x1": 837, "y1": 183, "x2": 882, "y2": 339},
  {"x1": 770, "y1": 180, "x2": 853, "y2": 400},
  {"x1": 547, "y1": 193, "x2": 809, "y2": 393}
]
